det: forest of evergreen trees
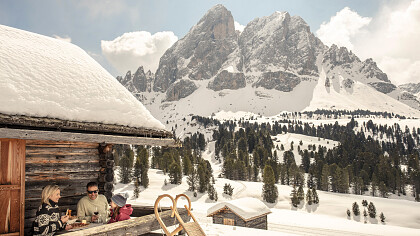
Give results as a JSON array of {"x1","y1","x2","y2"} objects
[
  {"x1": 115, "y1": 113, "x2": 420, "y2": 204},
  {"x1": 202, "y1": 116, "x2": 420, "y2": 202}
]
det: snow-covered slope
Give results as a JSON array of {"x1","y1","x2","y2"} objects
[
  {"x1": 304, "y1": 68, "x2": 420, "y2": 117},
  {"x1": 0, "y1": 24, "x2": 165, "y2": 130},
  {"x1": 115, "y1": 159, "x2": 420, "y2": 236}
]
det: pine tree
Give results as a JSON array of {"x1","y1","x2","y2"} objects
[
  {"x1": 306, "y1": 188, "x2": 313, "y2": 205},
  {"x1": 198, "y1": 164, "x2": 207, "y2": 193},
  {"x1": 347, "y1": 209, "x2": 351, "y2": 217},
  {"x1": 223, "y1": 183, "x2": 234, "y2": 196},
  {"x1": 362, "y1": 199, "x2": 368, "y2": 208},
  {"x1": 133, "y1": 179, "x2": 140, "y2": 198},
  {"x1": 321, "y1": 164, "x2": 329, "y2": 191},
  {"x1": 371, "y1": 172, "x2": 378, "y2": 196},
  {"x1": 262, "y1": 165, "x2": 278, "y2": 203},
  {"x1": 182, "y1": 154, "x2": 193, "y2": 176},
  {"x1": 187, "y1": 167, "x2": 198, "y2": 192},
  {"x1": 312, "y1": 188, "x2": 319, "y2": 204},
  {"x1": 368, "y1": 202, "x2": 376, "y2": 218},
  {"x1": 378, "y1": 181, "x2": 388, "y2": 198},
  {"x1": 290, "y1": 185, "x2": 299, "y2": 207},
  {"x1": 297, "y1": 184, "x2": 305, "y2": 202},
  {"x1": 139, "y1": 147, "x2": 149, "y2": 188},
  {"x1": 169, "y1": 162, "x2": 182, "y2": 184},
  {"x1": 352, "y1": 202, "x2": 360, "y2": 216},
  {"x1": 208, "y1": 183, "x2": 217, "y2": 201},
  {"x1": 380, "y1": 212, "x2": 386, "y2": 223},
  {"x1": 133, "y1": 157, "x2": 141, "y2": 181},
  {"x1": 119, "y1": 156, "x2": 132, "y2": 184},
  {"x1": 301, "y1": 150, "x2": 311, "y2": 173},
  {"x1": 363, "y1": 209, "x2": 368, "y2": 223}
]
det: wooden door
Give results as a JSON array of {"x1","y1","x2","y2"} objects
[
  {"x1": 0, "y1": 139, "x2": 25, "y2": 236},
  {"x1": 223, "y1": 218, "x2": 234, "y2": 226}
]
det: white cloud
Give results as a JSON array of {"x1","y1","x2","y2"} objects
[
  {"x1": 316, "y1": 7, "x2": 371, "y2": 51},
  {"x1": 317, "y1": 0, "x2": 420, "y2": 85},
  {"x1": 53, "y1": 34, "x2": 71, "y2": 43},
  {"x1": 101, "y1": 31, "x2": 178, "y2": 75},
  {"x1": 234, "y1": 21, "x2": 245, "y2": 33}
]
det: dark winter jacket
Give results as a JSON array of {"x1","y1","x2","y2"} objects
[
  {"x1": 107, "y1": 204, "x2": 133, "y2": 224},
  {"x1": 33, "y1": 199, "x2": 65, "y2": 235}
]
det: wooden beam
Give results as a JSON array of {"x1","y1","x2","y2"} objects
[
  {"x1": 0, "y1": 128, "x2": 179, "y2": 147},
  {"x1": 62, "y1": 208, "x2": 191, "y2": 236},
  {"x1": 0, "y1": 113, "x2": 172, "y2": 139}
]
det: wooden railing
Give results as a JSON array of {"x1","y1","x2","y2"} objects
[{"x1": 62, "y1": 207, "x2": 191, "y2": 236}]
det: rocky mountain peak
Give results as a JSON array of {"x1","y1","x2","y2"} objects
[
  {"x1": 239, "y1": 9, "x2": 323, "y2": 85},
  {"x1": 323, "y1": 44, "x2": 360, "y2": 66},
  {"x1": 399, "y1": 83, "x2": 420, "y2": 94},
  {"x1": 197, "y1": 4, "x2": 236, "y2": 40},
  {"x1": 360, "y1": 58, "x2": 390, "y2": 83},
  {"x1": 153, "y1": 4, "x2": 238, "y2": 97},
  {"x1": 116, "y1": 66, "x2": 153, "y2": 93}
]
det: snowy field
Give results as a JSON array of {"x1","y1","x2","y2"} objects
[
  {"x1": 113, "y1": 111, "x2": 420, "y2": 235},
  {"x1": 114, "y1": 150, "x2": 420, "y2": 236}
]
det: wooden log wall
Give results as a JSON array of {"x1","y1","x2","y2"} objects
[
  {"x1": 212, "y1": 209, "x2": 268, "y2": 230},
  {"x1": 98, "y1": 143, "x2": 114, "y2": 201},
  {"x1": 24, "y1": 140, "x2": 101, "y2": 234}
]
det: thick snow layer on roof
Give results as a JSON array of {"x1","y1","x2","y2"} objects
[
  {"x1": 207, "y1": 197, "x2": 271, "y2": 220},
  {"x1": 0, "y1": 25, "x2": 165, "y2": 130}
]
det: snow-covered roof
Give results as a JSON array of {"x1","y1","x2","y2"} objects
[
  {"x1": 0, "y1": 24, "x2": 165, "y2": 131},
  {"x1": 207, "y1": 197, "x2": 271, "y2": 221}
]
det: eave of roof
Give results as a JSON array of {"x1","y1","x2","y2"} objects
[{"x1": 0, "y1": 113, "x2": 179, "y2": 146}]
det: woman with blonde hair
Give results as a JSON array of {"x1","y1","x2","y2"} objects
[{"x1": 32, "y1": 185, "x2": 71, "y2": 235}]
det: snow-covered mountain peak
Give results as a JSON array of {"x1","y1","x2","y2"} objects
[{"x1": 117, "y1": 4, "x2": 420, "y2": 122}]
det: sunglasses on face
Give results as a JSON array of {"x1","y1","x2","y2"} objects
[{"x1": 87, "y1": 190, "x2": 98, "y2": 194}]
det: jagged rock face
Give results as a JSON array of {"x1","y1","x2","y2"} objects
[
  {"x1": 116, "y1": 67, "x2": 153, "y2": 93},
  {"x1": 343, "y1": 78, "x2": 354, "y2": 89},
  {"x1": 208, "y1": 70, "x2": 246, "y2": 91},
  {"x1": 239, "y1": 12, "x2": 324, "y2": 76},
  {"x1": 322, "y1": 45, "x2": 360, "y2": 68},
  {"x1": 165, "y1": 79, "x2": 198, "y2": 101},
  {"x1": 254, "y1": 71, "x2": 300, "y2": 92},
  {"x1": 399, "y1": 83, "x2": 420, "y2": 94},
  {"x1": 116, "y1": 71, "x2": 131, "y2": 88},
  {"x1": 368, "y1": 82, "x2": 396, "y2": 94},
  {"x1": 360, "y1": 58, "x2": 390, "y2": 83},
  {"x1": 154, "y1": 4, "x2": 237, "y2": 93}
]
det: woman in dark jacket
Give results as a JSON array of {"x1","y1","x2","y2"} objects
[
  {"x1": 33, "y1": 185, "x2": 71, "y2": 235},
  {"x1": 107, "y1": 194, "x2": 133, "y2": 224}
]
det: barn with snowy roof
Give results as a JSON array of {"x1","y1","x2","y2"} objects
[
  {"x1": 0, "y1": 25, "x2": 189, "y2": 235},
  {"x1": 207, "y1": 197, "x2": 271, "y2": 230}
]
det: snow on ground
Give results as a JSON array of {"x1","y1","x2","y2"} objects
[
  {"x1": 272, "y1": 133, "x2": 338, "y2": 166},
  {"x1": 304, "y1": 68, "x2": 420, "y2": 118},
  {"x1": 0, "y1": 25, "x2": 164, "y2": 130},
  {"x1": 114, "y1": 145, "x2": 420, "y2": 236}
]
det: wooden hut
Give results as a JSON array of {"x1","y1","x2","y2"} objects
[
  {"x1": 0, "y1": 25, "x2": 183, "y2": 235},
  {"x1": 207, "y1": 197, "x2": 271, "y2": 230}
]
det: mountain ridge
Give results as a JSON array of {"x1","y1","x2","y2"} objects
[{"x1": 116, "y1": 4, "x2": 420, "y2": 121}]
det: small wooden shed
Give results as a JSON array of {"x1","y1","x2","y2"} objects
[
  {"x1": 0, "y1": 25, "x2": 179, "y2": 235},
  {"x1": 207, "y1": 197, "x2": 271, "y2": 230}
]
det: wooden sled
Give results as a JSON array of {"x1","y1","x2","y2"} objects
[{"x1": 154, "y1": 194, "x2": 206, "y2": 236}]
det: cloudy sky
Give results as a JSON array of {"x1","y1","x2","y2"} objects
[{"x1": 1, "y1": 0, "x2": 419, "y2": 85}]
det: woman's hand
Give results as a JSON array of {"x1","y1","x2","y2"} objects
[
  {"x1": 61, "y1": 215, "x2": 69, "y2": 223},
  {"x1": 65, "y1": 224, "x2": 73, "y2": 230}
]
